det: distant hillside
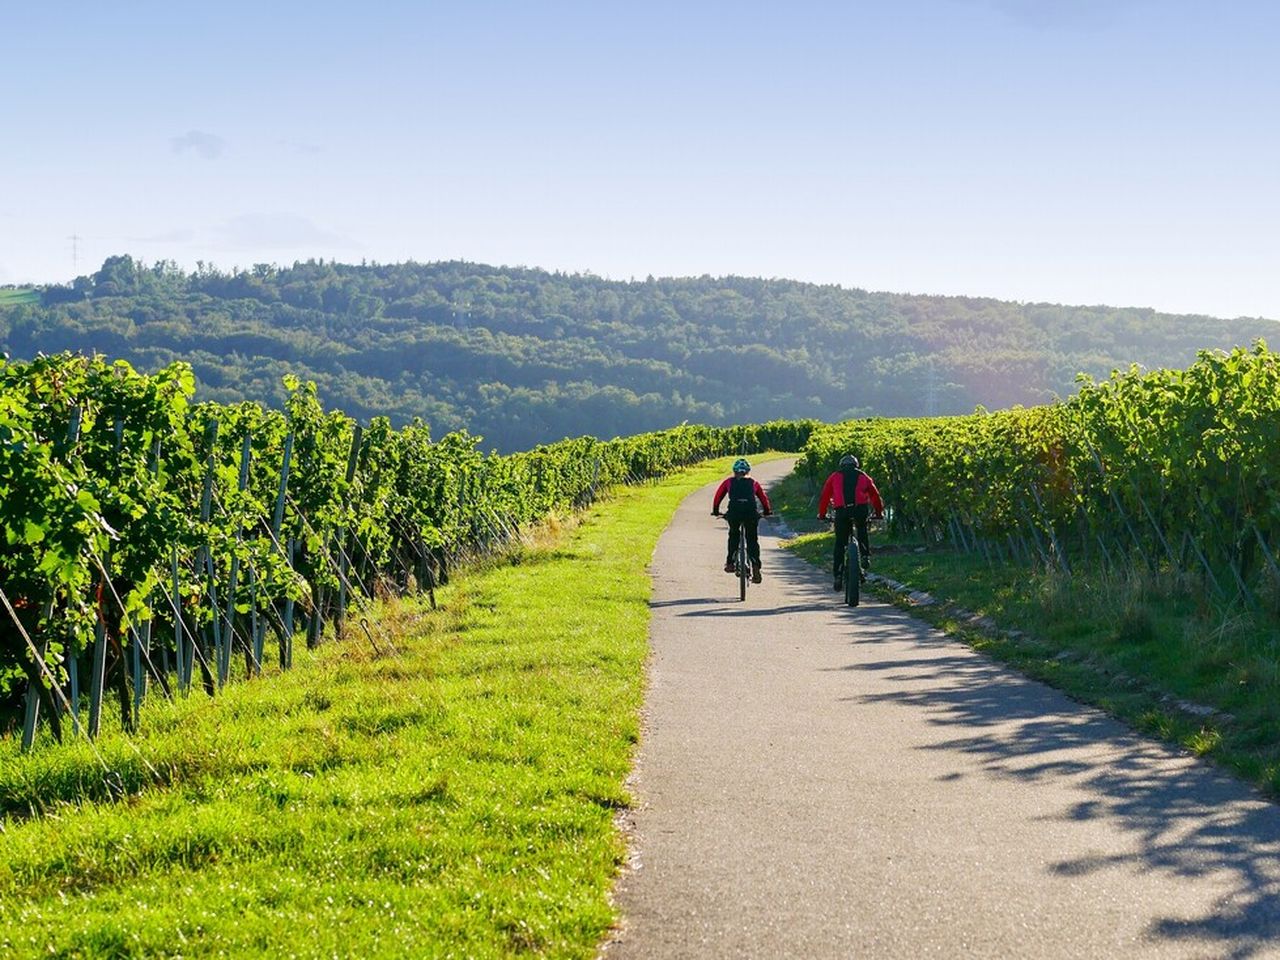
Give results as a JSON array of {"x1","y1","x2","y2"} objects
[{"x1": 1, "y1": 256, "x2": 1274, "y2": 451}]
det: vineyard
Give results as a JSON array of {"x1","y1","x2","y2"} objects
[
  {"x1": 9, "y1": 342, "x2": 1278, "y2": 754},
  {"x1": 0, "y1": 352, "x2": 815, "y2": 750},
  {"x1": 801, "y1": 341, "x2": 1280, "y2": 613}
]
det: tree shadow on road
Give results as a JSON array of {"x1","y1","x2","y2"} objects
[
  {"x1": 670, "y1": 530, "x2": 1280, "y2": 954},
  {"x1": 677, "y1": 603, "x2": 819, "y2": 619},
  {"x1": 650, "y1": 598, "x2": 732, "y2": 609},
  {"x1": 837, "y1": 622, "x2": 1280, "y2": 957}
]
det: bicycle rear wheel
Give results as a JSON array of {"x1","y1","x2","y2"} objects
[
  {"x1": 844, "y1": 541, "x2": 861, "y2": 607},
  {"x1": 738, "y1": 542, "x2": 748, "y2": 602}
]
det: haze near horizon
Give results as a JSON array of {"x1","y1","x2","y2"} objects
[{"x1": 3, "y1": 0, "x2": 1278, "y2": 320}]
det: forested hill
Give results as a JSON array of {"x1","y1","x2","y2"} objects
[{"x1": 2, "y1": 256, "x2": 1274, "y2": 451}]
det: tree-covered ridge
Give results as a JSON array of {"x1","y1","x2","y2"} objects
[{"x1": 2, "y1": 256, "x2": 1274, "y2": 450}]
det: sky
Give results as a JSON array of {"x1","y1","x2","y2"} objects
[{"x1": 1, "y1": 0, "x2": 1278, "y2": 319}]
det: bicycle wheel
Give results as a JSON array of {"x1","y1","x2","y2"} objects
[
  {"x1": 844, "y1": 540, "x2": 861, "y2": 607},
  {"x1": 738, "y1": 541, "x2": 748, "y2": 602}
]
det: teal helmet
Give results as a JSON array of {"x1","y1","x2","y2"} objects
[{"x1": 733, "y1": 457, "x2": 751, "y2": 474}]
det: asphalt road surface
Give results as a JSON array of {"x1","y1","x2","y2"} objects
[{"x1": 607, "y1": 460, "x2": 1280, "y2": 959}]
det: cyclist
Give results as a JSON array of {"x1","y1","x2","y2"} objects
[
  {"x1": 817, "y1": 454, "x2": 884, "y2": 591},
  {"x1": 712, "y1": 458, "x2": 772, "y2": 583}
]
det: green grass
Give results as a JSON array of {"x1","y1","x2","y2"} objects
[
  {"x1": 0, "y1": 456, "x2": 762, "y2": 958},
  {"x1": 0, "y1": 288, "x2": 38, "y2": 306},
  {"x1": 774, "y1": 470, "x2": 1280, "y2": 796}
]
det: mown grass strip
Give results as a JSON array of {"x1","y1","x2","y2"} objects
[
  {"x1": 772, "y1": 471, "x2": 1280, "y2": 797},
  {"x1": 0, "y1": 288, "x2": 38, "y2": 306},
  {"x1": 0, "y1": 456, "x2": 755, "y2": 959}
]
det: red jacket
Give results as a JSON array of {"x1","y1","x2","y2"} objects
[
  {"x1": 818, "y1": 469, "x2": 883, "y2": 518},
  {"x1": 713, "y1": 476, "x2": 772, "y2": 514}
]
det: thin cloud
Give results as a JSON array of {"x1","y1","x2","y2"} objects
[
  {"x1": 210, "y1": 213, "x2": 361, "y2": 251},
  {"x1": 171, "y1": 130, "x2": 226, "y2": 160},
  {"x1": 278, "y1": 138, "x2": 325, "y2": 156}
]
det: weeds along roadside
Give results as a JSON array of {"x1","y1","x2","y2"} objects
[
  {"x1": 772, "y1": 468, "x2": 1280, "y2": 796},
  {"x1": 0, "y1": 455, "x2": 758, "y2": 959}
]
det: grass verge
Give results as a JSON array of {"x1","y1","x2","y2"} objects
[
  {"x1": 0, "y1": 456, "x2": 756, "y2": 958},
  {"x1": 772, "y1": 470, "x2": 1280, "y2": 796}
]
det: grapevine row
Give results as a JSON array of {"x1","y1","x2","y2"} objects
[
  {"x1": 0, "y1": 353, "x2": 816, "y2": 748},
  {"x1": 802, "y1": 341, "x2": 1280, "y2": 604}
]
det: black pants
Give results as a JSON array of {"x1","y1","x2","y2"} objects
[
  {"x1": 727, "y1": 515, "x2": 761, "y2": 565},
  {"x1": 833, "y1": 504, "x2": 870, "y2": 577}
]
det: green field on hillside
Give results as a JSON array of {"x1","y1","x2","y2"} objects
[
  {"x1": 0, "y1": 456, "x2": 755, "y2": 959},
  {"x1": 0, "y1": 288, "x2": 37, "y2": 306}
]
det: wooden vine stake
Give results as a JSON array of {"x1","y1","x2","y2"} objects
[
  {"x1": 133, "y1": 438, "x2": 162, "y2": 715},
  {"x1": 271, "y1": 433, "x2": 294, "y2": 669},
  {"x1": 248, "y1": 564, "x2": 264, "y2": 676},
  {"x1": 198, "y1": 419, "x2": 220, "y2": 694},
  {"x1": 220, "y1": 431, "x2": 252, "y2": 684},
  {"x1": 282, "y1": 538, "x2": 296, "y2": 669},
  {"x1": 335, "y1": 425, "x2": 363, "y2": 640},
  {"x1": 172, "y1": 547, "x2": 188, "y2": 693},
  {"x1": 87, "y1": 419, "x2": 126, "y2": 739}
]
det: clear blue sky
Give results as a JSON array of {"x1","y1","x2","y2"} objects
[{"x1": 3, "y1": 0, "x2": 1278, "y2": 319}]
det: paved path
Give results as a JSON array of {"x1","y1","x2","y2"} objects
[{"x1": 608, "y1": 461, "x2": 1280, "y2": 959}]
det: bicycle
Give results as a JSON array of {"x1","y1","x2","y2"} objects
[
  {"x1": 715, "y1": 514, "x2": 752, "y2": 602},
  {"x1": 822, "y1": 514, "x2": 862, "y2": 607}
]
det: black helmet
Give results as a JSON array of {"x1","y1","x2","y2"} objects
[{"x1": 839, "y1": 454, "x2": 859, "y2": 469}]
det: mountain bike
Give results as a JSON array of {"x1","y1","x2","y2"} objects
[
  {"x1": 716, "y1": 515, "x2": 751, "y2": 602},
  {"x1": 843, "y1": 537, "x2": 861, "y2": 607},
  {"x1": 823, "y1": 515, "x2": 861, "y2": 607}
]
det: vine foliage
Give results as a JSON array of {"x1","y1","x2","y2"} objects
[{"x1": 0, "y1": 353, "x2": 816, "y2": 744}]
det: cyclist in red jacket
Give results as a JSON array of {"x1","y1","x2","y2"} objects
[
  {"x1": 712, "y1": 458, "x2": 772, "y2": 583},
  {"x1": 817, "y1": 455, "x2": 884, "y2": 590}
]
